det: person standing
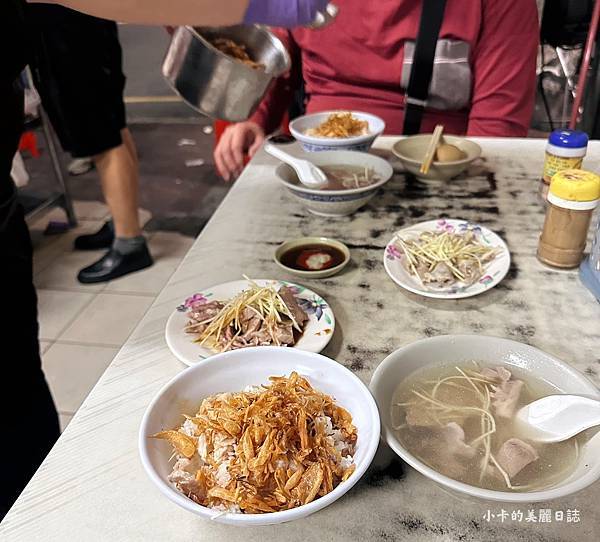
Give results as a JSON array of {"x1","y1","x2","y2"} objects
[
  {"x1": 0, "y1": 0, "x2": 61, "y2": 519},
  {"x1": 1, "y1": 0, "x2": 329, "y2": 517},
  {"x1": 214, "y1": 0, "x2": 539, "y2": 180},
  {"x1": 29, "y1": 4, "x2": 152, "y2": 283}
]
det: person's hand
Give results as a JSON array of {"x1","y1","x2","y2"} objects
[
  {"x1": 244, "y1": 0, "x2": 329, "y2": 27},
  {"x1": 214, "y1": 121, "x2": 265, "y2": 181}
]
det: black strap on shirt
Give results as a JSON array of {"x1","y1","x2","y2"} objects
[{"x1": 402, "y1": 0, "x2": 448, "y2": 135}]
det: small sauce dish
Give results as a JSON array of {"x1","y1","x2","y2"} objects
[{"x1": 275, "y1": 237, "x2": 350, "y2": 278}]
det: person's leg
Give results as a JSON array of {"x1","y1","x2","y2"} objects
[
  {"x1": 121, "y1": 126, "x2": 138, "y2": 164},
  {"x1": 30, "y1": 9, "x2": 152, "y2": 281},
  {"x1": 0, "y1": 76, "x2": 60, "y2": 521},
  {"x1": 72, "y1": 128, "x2": 138, "y2": 251},
  {"x1": 76, "y1": 130, "x2": 152, "y2": 283},
  {"x1": 0, "y1": 204, "x2": 60, "y2": 518},
  {"x1": 93, "y1": 137, "x2": 141, "y2": 239},
  {"x1": 76, "y1": 133, "x2": 152, "y2": 283}
]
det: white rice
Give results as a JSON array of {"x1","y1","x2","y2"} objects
[
  {"x1": 181, "y1": 419, "x2": 198, "y2": 437},
  {"x1": 317, "y1": 415, "x2": 354, "y2": 460},
  {"x1": 197, "y1": 433, "x2": 209, "y2": 462},
  {"x1": 215, "y1": 461, "x2": 232, "y2": 487}
]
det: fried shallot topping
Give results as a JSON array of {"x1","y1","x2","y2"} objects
[{"x1": 153, "y1": 372, "x2": 357, "y2": 513}]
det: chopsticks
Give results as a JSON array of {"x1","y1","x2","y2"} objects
[{"x1": 420, "y1": 124, "x2": 444, "y2": 175}]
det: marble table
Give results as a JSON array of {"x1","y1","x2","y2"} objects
[{"x1": 2, "y1": 137, "x2": 599, "y2": 542}]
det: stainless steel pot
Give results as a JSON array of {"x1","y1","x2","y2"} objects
[{"x1": 162, "y1": 25, "x2": 291, "y2": 122}]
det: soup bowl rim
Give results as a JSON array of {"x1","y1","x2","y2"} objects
[
  {"x1": 370, "y1": 334, "x2": 600, "y2": 503},
  {"x1": 275, "y1": 152, "x2": 394, "y2": 196}
]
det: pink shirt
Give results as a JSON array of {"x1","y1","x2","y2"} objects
[{"x1": 251, "y1": 0, "x2": 539, "y2": 137}]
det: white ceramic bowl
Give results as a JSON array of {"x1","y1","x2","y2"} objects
[
  {"x1": 275, "y1": 150, "x2": 394, "y2": 217},
  {"x1": 289, "y1": 110, "x2": 385, "y2": 152},
  {"x1": 370, "y1": 335, "x2": 600, "y2": 503},
  {"x1": 392, "y1": 134, "x2": 481, "y2": 180},
  {"x1": 140, "y1": 347, "x2": 380, "y2": 525}
]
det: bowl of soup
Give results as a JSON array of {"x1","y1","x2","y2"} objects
[
  {"x1": 369, "y1": 335, "x2": 600, "y2": 502},
  {"x1": 275, "y1": 151, "x2": 394, "y2": 216}
]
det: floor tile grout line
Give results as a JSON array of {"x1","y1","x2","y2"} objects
[
  {"x1": 36, "y1": 285, "x2": 156, "y2": 297},
  {"x1": 34, "y1": 285, "x2": 105, "y2": 294},
  {"x1": 39, "y1": 339, "x2": 55, "y2": 355},
  {"x1": 95, "y1": 289, "x2": 159, "y2": 298},
  {"x1": 50, "y1": 289, "x2": 101, "y2": 343},
  {"x1": 32, "y1": 243, "x2": 73, "y2": 278},
  {"x1": 52, "y1": 339, "x2": 123, "y2": 349},
  {"x1": 31, "y1": 222, "x2": 108, "y2": 278}
]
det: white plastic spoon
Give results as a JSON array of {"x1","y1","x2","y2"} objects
[
  {"x1": 515, "y1": 394, "x2": 600, "y2": 443},
  {"x1": 264, "y1": 143, "x2": 328, "y2": 188}
]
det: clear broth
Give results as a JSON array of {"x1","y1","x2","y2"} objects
[
  {"x1": 295, "y1": 165, "x2": 380, "y2": 191},
  {"x1": 391, "y1": 363, "x2": 582, "y2": 492}
]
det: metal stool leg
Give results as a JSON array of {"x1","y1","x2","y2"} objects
[{"x1": 39, "y1": 107, "x2": 78, "y2": 227}]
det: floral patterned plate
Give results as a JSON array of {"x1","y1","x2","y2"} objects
[
  {"x1": 383, "y1": 219, "x2": 510, "y2": 300},
  {"x1": 165, "y1": 279, "x2": 335, "y2": 365}
]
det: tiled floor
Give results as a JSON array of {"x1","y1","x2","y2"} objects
[{"x1": 30, "y1": 201, "x2": 195, "y2": 431}]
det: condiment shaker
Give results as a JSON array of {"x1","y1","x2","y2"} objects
[
  {"x1": 580, "y1": 219, "x2": 600, "y2": 300},
  {"x1": 542, "y1": 129, "x2": 588, "y2": 185},
  {"x1": 537, "y1": 169, "x2": 600, "y2": 269}
]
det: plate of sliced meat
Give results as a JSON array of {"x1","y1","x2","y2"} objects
[
  {"x1": 165, "y1": 278, "x2": 335, "y2": 365},
  {"x1": 383, "y1": 219, "x2": 510, "y2": 300}
]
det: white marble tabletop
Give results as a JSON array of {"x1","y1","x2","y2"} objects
[{"x1": 2, "y1": 137, "x2": 600, "y2": 542}]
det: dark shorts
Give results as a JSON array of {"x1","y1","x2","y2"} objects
[{"x1": 28, "y1": 6, "x2": 126, "y2": 158}]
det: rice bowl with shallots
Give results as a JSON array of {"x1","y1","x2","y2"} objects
[{"x1": 139, "y1": 347, "x2": 381, "y2": 525}]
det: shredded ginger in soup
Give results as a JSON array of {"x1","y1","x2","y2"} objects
[
  {"x1": 391, "y1": 362, "x2": 582, "y2": 492},
  {"x1": 302, "y1": 165, "x2": 380, "y2": 191}
]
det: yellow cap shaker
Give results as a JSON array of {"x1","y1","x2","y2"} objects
[{"x1": 537, "y1": 169, "x2": 600, "y2": 268}]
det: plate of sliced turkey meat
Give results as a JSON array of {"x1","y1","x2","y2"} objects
[
  {"x1": 384, "y1": 218, "x2": 510, "y2": 300},
  {"x1": 166, "y1": 279, "x2": 335, "y2": 365}
]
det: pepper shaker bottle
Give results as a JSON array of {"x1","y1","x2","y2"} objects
[
  {"x1": 537, "y1": 169, "x2": 600, "y2": 268},
  {"x1": 542, "y1": 129, "x2": 588, "y2": 185}
]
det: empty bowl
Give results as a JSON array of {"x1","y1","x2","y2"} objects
[
  {"x1": 392, "y1": 135, "x2": 481, "y2": 180},
  {"x1": 289, "y1": 111, "x2": 385, "y2": 152}
]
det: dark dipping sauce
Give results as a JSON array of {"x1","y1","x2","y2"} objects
[{"x1": 280, "y1": 244, "x2": 346, "y2": 271}]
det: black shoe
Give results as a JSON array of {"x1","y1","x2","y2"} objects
[
  {"x1": 77, "y1": 245, "x2": 153, "y2": 284},
  {"x1": 74, "y1": 221, "x2": 115, "y2": 251}
]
